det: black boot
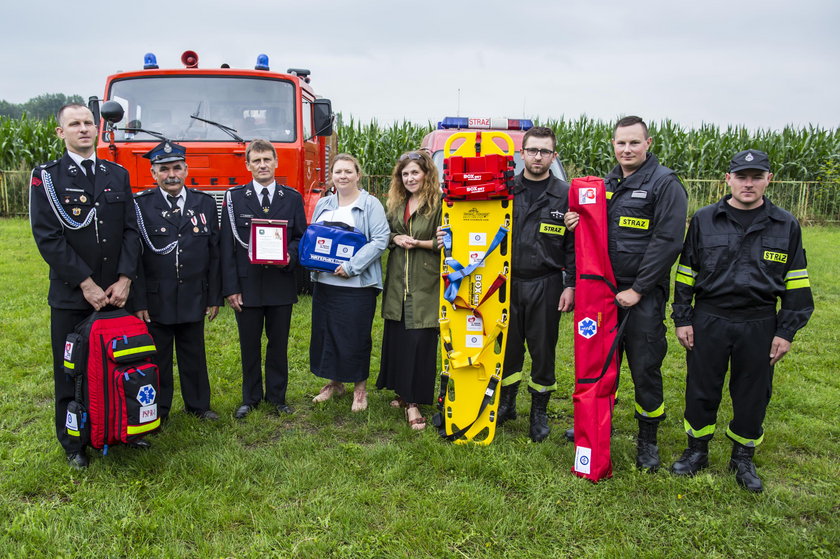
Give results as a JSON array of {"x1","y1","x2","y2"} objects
[
  {"x1": 670, "y1": 436, "x2": 709, "y2": 476},
  {"x1": 636, "y1": 421, "x2": 661, "y2": 471},
  {"x1": 497, "y1": 382, "x2": 519, "y2": 426},
  {"x1": 529, "y1": 391, "x2": 551, "y2": 442},
  {"x1": 564, "y1": 427, "x2": 575, "y2": 442},
  {"x1": 729, "y1": 443, "x2": 763, "y2": 493}
]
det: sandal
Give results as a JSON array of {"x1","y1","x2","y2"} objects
[
  {"x1": 351, "y1": 388, "x2": 368, "y2": 412},
  {"x1": 389, "y1": 397, "x2": 407, "y2": 408},
  {"x1": 405, "y1": 404, "x2": 426, "y2": 430},
  {"x1": 312, "y1": 382, "x2": 345, "y2": 403}
]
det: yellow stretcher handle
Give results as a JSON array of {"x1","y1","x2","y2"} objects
[{"x1": 443, "y1": 131, "x2": 515, "y2": 158}]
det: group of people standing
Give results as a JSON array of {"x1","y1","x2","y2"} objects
[{"x1": 31, "y1": 104, "x2": 813, "y2": 494}]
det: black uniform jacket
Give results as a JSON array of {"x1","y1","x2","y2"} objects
[
  {"x1": 131, "y1": 188, "x2": 222, "y2": 324},
  {"x1": 672, "y1": 195, "x2": 814, "y2": 341},
  {"x1": 509, "y1": 172, "x2": 575, "y2": 286},
  {"x1": 29, "y1": 153, "x2": 139, "y2": 310},
  {"x1": 220, "y1": 182, "x2": 307, "y2": 306},
  {"x1": 605, "y1": 153, "x2": 687, "y2": 294}
]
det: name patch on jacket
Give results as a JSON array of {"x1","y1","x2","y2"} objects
[
  {"x1": 539, "y1": 223, "x2": 566, "y2": 235},
  {"x1": 631, "y1": 190, "x2": 648, "y2": 199},
  {"x1": 618, "y1": 217, "x2": 649, "y2": 230},
  {"x1": 763, "y1": 251, "x2": 788, "y2": 263}
]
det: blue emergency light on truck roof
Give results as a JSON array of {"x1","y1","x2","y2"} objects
[
  {"x1": 143, "y1": 53, "x2": 158, "y2": 70},
  {"x1": 255, "y1": 54, "x2": 270, "y2": 71},
  {"x1": 437, "y1": 117, "x2": 534, "y2": 131}
]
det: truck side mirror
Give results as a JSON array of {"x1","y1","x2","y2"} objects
[
  {"x1": 313, "y1": 99, "x2": 333, "y2": 137},
  {"x1": 100, "y1": 101, "x2": 125, "y2": 124},
  {"x1": 88, "y1": 96, "x2": 101, "y2": 127}
]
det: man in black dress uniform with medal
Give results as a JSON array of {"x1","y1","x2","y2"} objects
[
  {"x1": 30, "y1": 103, "x2": 141, "y2": 468},
  {"x1": 221, "y1": 139, "x2": 307, "y2": 419},
  {"x1": 132, "y1": 141, "x2": 221, "y2": 421}
]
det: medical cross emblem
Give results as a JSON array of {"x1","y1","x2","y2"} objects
[
  {"x1": 577, "y1": 317, "x2": 597, "y2": 339},
  {"x1": 137, "y1": 384, "x2": 156, "y2": 405}
]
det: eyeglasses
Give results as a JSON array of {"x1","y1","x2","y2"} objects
[
  {"x1": 399, "y1": 152, "x2": 423, "y2": 161},
  {"x1": 523, "y1": 148, "x2": 554, "y2": 157}
]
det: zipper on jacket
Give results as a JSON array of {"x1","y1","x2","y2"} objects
[{"x1": 403, "y1": 211, "x2": 412, "y2": 301}]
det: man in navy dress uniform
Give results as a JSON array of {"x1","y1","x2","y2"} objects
[
  {"x1": 221, "y1": 139, "x2": 307, "y2": 419},
  {"x1": 132, "y1": 141, "x2": 222, "y2": 421},
  {"x1": 30, "y1": 103, "x2": 141, "y2": 468}
]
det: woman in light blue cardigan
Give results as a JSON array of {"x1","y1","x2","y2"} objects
[{"x1": 309, "y1": 154, "x2": 390, "y2": 412}]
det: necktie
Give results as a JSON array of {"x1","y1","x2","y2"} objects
[
  {"x1": 81, "y1": 160, "x2": 95, "y2": 188},
  {"x1": 167, "y1": 194, "x2": 181, "y2": 215},
  {"x1": 261, "y1": 187, "x2": 270, "y2": 213}
]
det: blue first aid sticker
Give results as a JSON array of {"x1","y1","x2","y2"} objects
[{"x1": 577, "y1": 317, "x2": 597, "y2": 339}]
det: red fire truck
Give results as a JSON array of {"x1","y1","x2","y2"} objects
[{"x1": 91, "y1": 51, "x2": 335, "y2": 221}]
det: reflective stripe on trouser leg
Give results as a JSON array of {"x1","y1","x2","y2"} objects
[
  {"x1": 620, "y1": 284, "x2": 667, "y2": 421},
  {"x1": 684, "y1": 418, "x2": 716, "y2": 439},
  {"x1": 727, "y1": 314, "x2": 776, "y2": 446}
]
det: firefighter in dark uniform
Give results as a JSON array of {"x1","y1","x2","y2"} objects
[
  {"x1": 565, "y1": 116, "x2": 687, "y2": 470},
  {"x1": 221, "y1": 139, "x2": 307, "y2": 419},
  {"x1": 495, "y1": 126, "x2": 575, "y2": 442},
  {"x1": 131, "y1": 141, "x2": 221, "y2": 421},
  {"x1": 29, "y1": 103, "x2": 141, "y2": 469},
  {"x1": 670, "y1": 149, "x2": 813, "y2": 492}
]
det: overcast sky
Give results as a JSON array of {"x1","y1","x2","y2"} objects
[{"x1": 2, "y1": 0, "x2": 838, "y2": 130}]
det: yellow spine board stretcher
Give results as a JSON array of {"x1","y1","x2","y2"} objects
[{"x1": 438, "y1": 131, "x2": 514, "y2": 445}]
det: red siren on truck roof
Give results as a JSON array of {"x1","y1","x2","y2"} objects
[{"x1": 437, "y1": 117, "x2": 534, "y2": 131}]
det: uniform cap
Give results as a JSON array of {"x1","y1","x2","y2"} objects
[
  {"x1": 729, "y1": 149, "x2": 770, "y2": 173},
  {"x1": 143, "y1": 141, "x2": 187, "y2": 164}
]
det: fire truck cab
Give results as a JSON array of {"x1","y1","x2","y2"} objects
[
  {"x1": 91, "y1": 51, "x2": 335, "y2": 221},
  {"x1": 420, "y1": 117, "x2": 567, "y2": 182}
]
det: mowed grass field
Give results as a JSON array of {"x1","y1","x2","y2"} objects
[{"x1": 0, "y1": 217, "x2": 837, "y2": 558}]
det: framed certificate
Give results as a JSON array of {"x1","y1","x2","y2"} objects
[{"x1": 249, "y1": 219, "x2": 289, "y2": 265}]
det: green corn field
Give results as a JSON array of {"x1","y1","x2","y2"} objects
[{"x1": 1, "y1": 114, "x2": 838, "y2": 221}]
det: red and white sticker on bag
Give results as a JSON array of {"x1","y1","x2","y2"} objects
[{"x1": 578, "y1": 187, "x2": 597, "y2": 205}]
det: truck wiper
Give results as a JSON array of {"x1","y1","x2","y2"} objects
[
  {"x1": 189, "y1": 115, "x2": 245, "y2": 143},
  {"x1": 120, "y1": 126, "x2": 168, "y2": 141}
]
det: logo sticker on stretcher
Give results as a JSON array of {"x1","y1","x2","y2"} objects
[
  {"x1": 466, "y1": 315, "x2": 483, "y2": 332},
  {"x1": 469, "y1": 232, "x2": 487, "y2": 246},
  {"x1": 465, "y1": 334, "x2": 482, "y2": 348}
]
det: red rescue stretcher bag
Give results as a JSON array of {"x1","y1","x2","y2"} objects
[
  {"x1": 63, "y1": 309, "x2": 161, "y2": 453},
  {"x1": 569, "y1": 177, "x2": 625, "y2": 483},
  {"x1": 443, "y1": 153, "x2": 514, "y2": 202}
]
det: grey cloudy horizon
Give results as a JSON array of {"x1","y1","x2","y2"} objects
[{"x1": 2, "y1": 0, "x2": 838, "y2": 131}]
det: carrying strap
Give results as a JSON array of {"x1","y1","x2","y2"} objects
[
  {"x1": 440, "y1": 374, "x2": 500, "y2": 442},
  {"x1": 445, "y1": 273, "x2": 507, "y2": 334},
  {"x1": 577, "y1": 273, "x2": 630, "y2": 385},
  {"x1": 442, "y1": 225, "x2": 508, "y2": 303},
  {"x1": 439, "y1": 315, "x2": 507, "y2": 369}
]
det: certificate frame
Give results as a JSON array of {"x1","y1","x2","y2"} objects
[{"x1": 248, "y1": 219, "x2": 289, "y2": 265}]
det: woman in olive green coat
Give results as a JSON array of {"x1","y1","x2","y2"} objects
[{"x1": 376, "y1": 151, "x2": 442, "y2": 429}]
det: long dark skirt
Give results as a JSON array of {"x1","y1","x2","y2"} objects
[
  {"x1": 376, "y1": 318, "x2": 438, "y2": 405},
  {"x1": 310, "y1": 282, "x2": 378, "y2": 383}
]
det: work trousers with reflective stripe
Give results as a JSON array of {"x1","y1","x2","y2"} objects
[
  {"x1": 618, "y1": 283, "x2": 667, "y2": 422},
  {"x1": 502, "y1": 273, "x2": 564, "y2": 393},
  {"x1": 683, "y1": 310, "x2": 775, "y2": 444}
]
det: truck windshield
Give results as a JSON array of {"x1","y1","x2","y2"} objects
[{"x1": 107, "y1": 76, "x2": 296, "y2": 142}]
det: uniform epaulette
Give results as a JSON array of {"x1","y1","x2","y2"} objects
[
  {"x1": 229, "y1": 183, "x2": 248, "y2": 191},
  {"x1": 280, "y1": 184, "x2": 302, "y2": 198},
  {"x1": 134, "y1": 189, "x2": 156, "y2": 198},
  {"x1": 39, "y1": 159, "x2": 59, "y2": 170},
  {"x1": 189, "y1": 188, "x2": 214, "y2": 198},
  {"x1": 100, "y1": 159, "x2": 126, "y2": 170}
]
